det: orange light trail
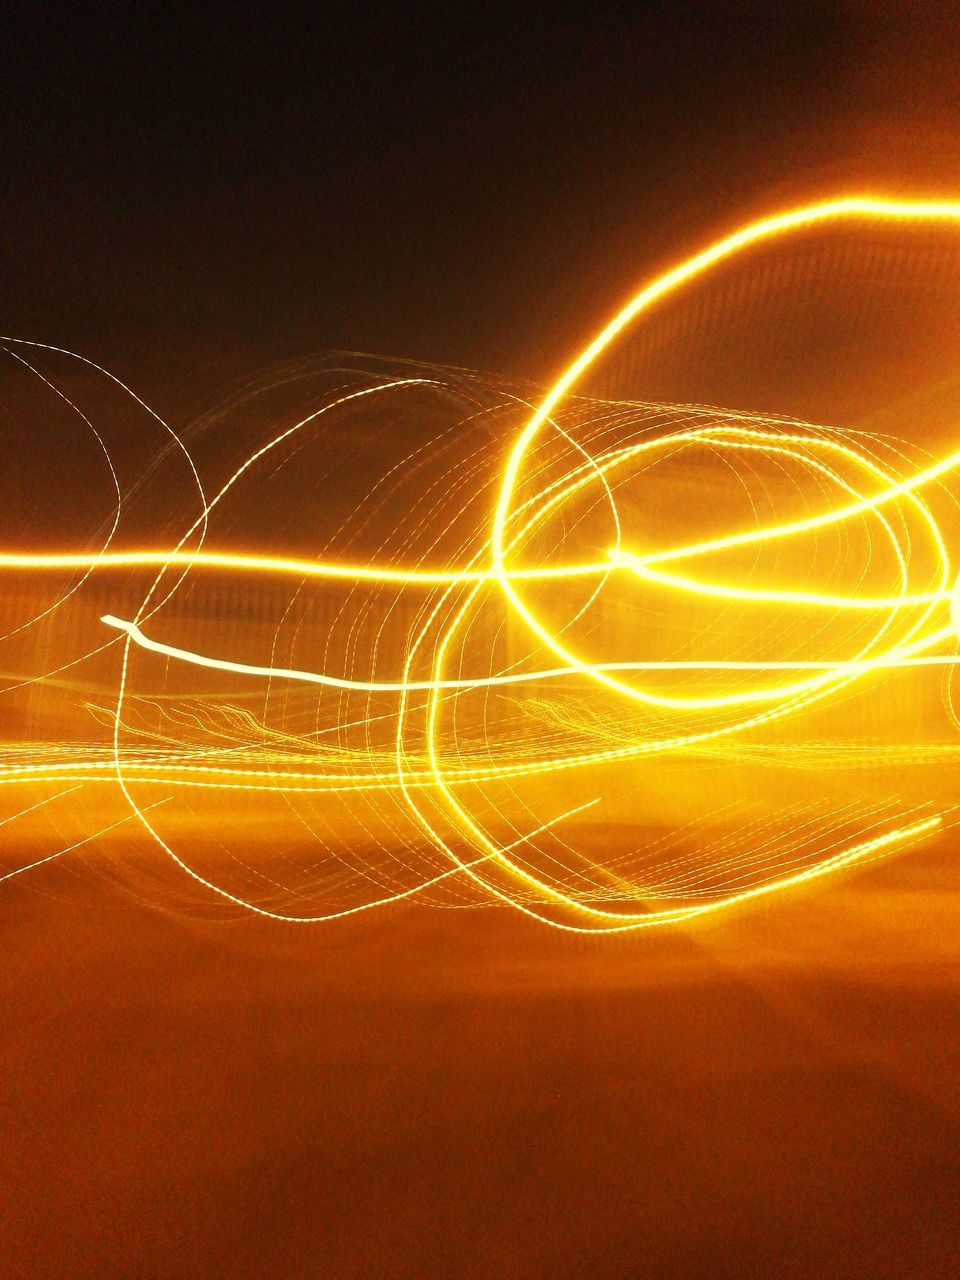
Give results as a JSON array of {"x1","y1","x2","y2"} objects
[{"x1": 4, "y1": 196, "x2": 960, "y2": 931}]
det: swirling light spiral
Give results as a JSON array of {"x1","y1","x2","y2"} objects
[{"x1": 4, "y1": 197, "x2": 960, "y2": 933}]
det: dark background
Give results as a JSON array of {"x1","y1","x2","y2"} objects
[
  {"x1": 5, "y1": 2, "x2": 960, "y2": 387},
  {"x1": 5, "y1": 4, "x2": 960, "y2": 1278}
]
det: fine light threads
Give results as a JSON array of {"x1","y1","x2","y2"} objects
[{"x1": 3, "y1": 197, "x2": 960, "y2": 933}]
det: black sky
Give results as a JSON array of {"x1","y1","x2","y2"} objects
[{"x1": 4, "y1": 3, "x2": 960, "y2": 385}]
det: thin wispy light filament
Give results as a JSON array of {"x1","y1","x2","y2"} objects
[{"x1": 3, "y1": 197, "x2": 960, "y2": 932}]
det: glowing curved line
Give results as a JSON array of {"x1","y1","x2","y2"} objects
[{"x1": 6, "y1": 197, "x2": 960, "y2": 933}]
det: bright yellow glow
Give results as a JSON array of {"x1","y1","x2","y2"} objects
[
  {"x1": 4, "y1": 196, "x2": 960, "y2": 931},
  {"x1": 0, "y1": 549, "x2": 608, "y2": 585}
]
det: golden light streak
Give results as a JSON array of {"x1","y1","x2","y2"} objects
[
  {"x1": 5, "y1": 196, "x2": 960, "y2": 932},
  {"x1": 0, "y1": 549, "x2": 609, "y2": 585}
]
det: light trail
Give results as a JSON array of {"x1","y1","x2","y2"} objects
[
  {"x1": 0, "y1": 549, "x2": 610, "y2": 585},
  {"x1": 102, "y1": 612, "x2": 960, "y2": 692},
  {"x1": 4, "y1": 196, "x2": 960, "y2": 932}
]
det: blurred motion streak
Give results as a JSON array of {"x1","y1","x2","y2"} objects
[{"x1": 6, "y1": 197, "x2": 960, "y2": 933}]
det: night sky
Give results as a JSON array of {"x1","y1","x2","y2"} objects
[{"x1": 6, "y1": 3, "x2": 960, "y2": 385}]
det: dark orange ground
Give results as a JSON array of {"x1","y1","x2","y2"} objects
[{"x1": 3, "y1": 841, "x2": 960, "y2": 1279}]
